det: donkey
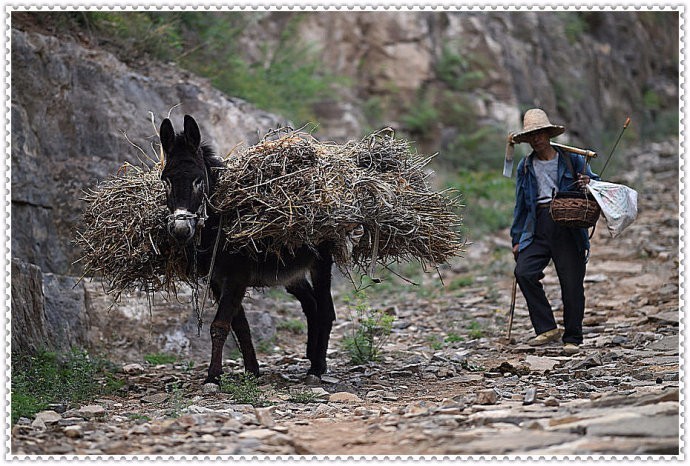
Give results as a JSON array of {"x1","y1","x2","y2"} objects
[{"x1": 159, "y1": 115, "x2": 336, "y2": 384}]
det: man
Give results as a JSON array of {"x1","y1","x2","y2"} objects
[{"x1": 509, "y1": 108, "x2": 599, "y2": 355}]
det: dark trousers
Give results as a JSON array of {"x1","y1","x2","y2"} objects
[{"x1": 514, "y1": 207, "x2": 586, "y2": 344}]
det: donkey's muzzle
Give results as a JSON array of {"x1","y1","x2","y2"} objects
[{"x1": 168, "y1": 209, "x2": 197, "y2": 243}]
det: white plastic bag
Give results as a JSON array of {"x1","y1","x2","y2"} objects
[{"x1": 586, "y1": 179, "x2": 638, "y2": 238}]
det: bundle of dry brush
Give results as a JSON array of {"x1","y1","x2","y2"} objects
[{"x1": 75, "y1": 129, "x2": 464, "y2": 297}]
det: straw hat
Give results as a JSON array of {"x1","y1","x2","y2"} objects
[{"x1": 511, "y1": 108, "x2": 565, "y2": 143}]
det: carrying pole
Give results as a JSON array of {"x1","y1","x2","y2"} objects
[{"x1": 599, "y1": 117, "x2": 631, "y2": 178}]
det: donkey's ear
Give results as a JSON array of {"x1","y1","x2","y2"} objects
[
  {"x1": 183, "y1": 115, "x2": 201, "y2": 150},
  {"x1": 160, "y1": 118, "x2": 175, "y2": 155}
]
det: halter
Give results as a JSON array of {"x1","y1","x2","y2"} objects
[{"x1": 166, "y1": 163, "x2": 212, "y2": 236}]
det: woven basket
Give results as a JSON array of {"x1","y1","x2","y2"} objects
[{"x1": 550, "y1": 191, "x2": 601, "y2": 228}]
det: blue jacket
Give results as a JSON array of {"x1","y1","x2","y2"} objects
[{"x1": 510, "y1": 146, "x2": 600, "y2": 254}]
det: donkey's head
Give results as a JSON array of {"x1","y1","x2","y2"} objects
[{"x1": 160, "y1": 115, "x2": 209, "y2": 244}]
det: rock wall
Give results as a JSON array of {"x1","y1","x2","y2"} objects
[
  {"x1": 238, "y1": 11, "x2": 678, "y2": 149},
  {"x1": 11, "y1": 28, "x2": 285, "y2": 275}
]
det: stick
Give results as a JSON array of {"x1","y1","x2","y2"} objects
[
  {"x1": 600, "y1": 117, "x2": 632, "y2": 178},
  {"x1": 507, "y1": 277, "x2": 517, "y2": 342},
  {"x1": 551, "y1": 143, "x2": 597, "y2": 159}
]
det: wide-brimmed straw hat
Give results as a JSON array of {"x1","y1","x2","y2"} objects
[{"x1": 511, "y1": 108, "x2": 565, "y2": 143}]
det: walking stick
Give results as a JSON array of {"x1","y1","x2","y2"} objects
[
  {"x1": 506, "y1": 277, "x2": 517, "y2": 343},
  {"x1": 599, "y1": 117, "x2": 631, "y2": 178}
]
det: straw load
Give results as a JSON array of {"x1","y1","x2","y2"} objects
[{"x1": 75, "y1": 129, "x2": 464, "y2": 297}]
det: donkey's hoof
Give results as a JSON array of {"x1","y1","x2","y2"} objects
[
  {"x1": 304, "y1": 374, "x2": 321, "y2": 386},
  {"x1": 204, "y1": 374, "x2": 222, "y2": 386}
]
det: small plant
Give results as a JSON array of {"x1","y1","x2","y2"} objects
[
  {"x1": 257, "y1": 338, "x2": 277, "y2": 354},
  {"x1": 445, "y1": 332, "x2": 465, "y2": 344},
  {"x1": 467, "y1": 321, "x2": 484, "y2": 340},
  {"x1": 277, "y1": 319, "x2": 306, "y2": 334},
  {"x1": 126, "y1": 413, "x2": 151, "y2": 422},
  {"x1": 427, "y1": 335, "x2": 444, "y2": 351},
  {"x1": 448, "y1": 275, "x2": 474, "y2": 290},
  {"x1": 219, "y1": 373, "x2": 270, "y2": 407},
  {"x1": 461, "y1": 359, "x2": 485, "y2": 372},
  {"x1": 183, "y1": 360, "x2": 195, "y2": 372},
  {"x1": 401, "y1": 93, "x2": 440, "y2": 138},
  {"x1": 11, "y1": 348, "x2": 122, "y2": 424},
  {"x1": 342, "y1": 290, "x2": 395, "y2": 365},
  {"x1": 288, "y1": 389, "x2": 321, "y2": 404},
  {"x1": 437, "y1": 45, "x2": 486, "y2": 92},
  {"x1": 164, "y1": 382, "x2": 190, "y2": 418},
  {"x1": 227, "y1": 348, "x2": 242, "y2": 360},
  {"x1": 144, "y1": 352, "x2": 177, "y2": 365}
]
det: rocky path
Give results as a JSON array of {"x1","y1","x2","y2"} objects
[{"x1": 11, "y1": 141, "x2": 680, "y2": 456}]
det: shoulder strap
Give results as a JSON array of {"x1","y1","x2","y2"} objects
[{"x1": 560, "y1": 149, "x2": 579, "y2": 178}]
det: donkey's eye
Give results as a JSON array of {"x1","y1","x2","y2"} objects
[{"x1": 192, "y1": 178, "x2": 205, "y2": 195}]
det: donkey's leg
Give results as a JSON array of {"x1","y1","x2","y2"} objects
[
  {"x1": 308, "y1": 251, "x2": 336, "y2": 376},
  {"x1": 231, "y1": 305, "x2": 259, "y2": 377},
  {"x1": 285, "y1": 279, "x2": 318, "y2": 363},
  {"x1": 205, "y1": 284, "x2": 247, "y2": 385}
]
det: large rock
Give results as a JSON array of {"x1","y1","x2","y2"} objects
[
  {"x1": 42, "y1": 273, "x2": 89, "y2": 352},
  {"x1": 11, "y1": 259, "x2": 89, "y2": 353},
  {"x1": 11, "y1": 28, "x2": 285, "y2": 275},
  {"x1": 11, "y1": 259, "x2": 51, "y2": 353}
]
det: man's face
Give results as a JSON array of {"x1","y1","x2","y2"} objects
[{"x1": 525, "y1": 130, "x2": 551, "y2": 152}]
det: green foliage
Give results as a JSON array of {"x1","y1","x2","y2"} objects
[
  {"x1": 288, "y1": 389, "x2": 321, "y2": 404},
  {"x1": 257, "y1": 338, "x2": 277, "y2": 354},
  {"x1": 354, "y1": 264, "x2": 442, "y2": 300},
  {"x1": 47, "y1": 12, "x2": 344, "y2": 127},
  {"x1": 447, "y1": 275, "x2": 474, "y2": 290},
  {"x1": 401, "y1": 93, "x2": 440, "y2": 138},
  {"x1": 11, "y1": 349, "x2": 122, "y2": 424},
  {"x1": 445, "y1": 332, "x2": 465, "y2": 344},
  {"x1": 643, "y1": 89, "x2": 662, "y2": 110},
  {"x1": 467, "y1": 321, "x2": 484, "y2": 340},
  {"x1": 342, "y1": 290, "x2": 395, "y2": 364},
  {"x1": 362, "y1": 96, "x2": 385, "y2": 130},
  {"x1": 144, "y1": 352, "x2": 177, "y2": 365},
  {"x1": 277, "y1": 318, "x2": 306, "y2": 334},
  {"x1": 426, "y1": 335, "x2": 444, "y2": 351},
  {"x1": 445, "y1": 125, "x2": 507, "y2": 170},
  {"x1": 178, "y1": 13, "x2": 342, "y2": 126},
  {"x1": 557, "y1": 12, "x2": 590, "y2": 43},
  {"x1": 445, "y1": 169, "x2": 515, "y2": 236},
  {"x1": 126, "y1": 413, "x2": 152, "y2": 422},
  {"x1": 164, "y1": 382, "x2": 191, "y2": 418},
  {"x1": 220, "y1": 373, "x2": 270, "y2": 406},
  {"x1": 437, "y1": 44, "x2": 487, "y2": 92},
  {"x1": 461, "y1": 359, "x2": 485, "y2": 372},
  {"x1": 227, "y1": 348, "x2": 243, "y2": 360}
]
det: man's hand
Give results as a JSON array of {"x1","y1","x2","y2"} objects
[
  {"x1": 576, "y1": 174, "x2": 591, "y2": 189},
  {"x1": 512, "y1": 244, "x2": 519, "y2": 261}
]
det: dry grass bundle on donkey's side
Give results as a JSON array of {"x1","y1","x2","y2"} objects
[
  {"x1": 74, "y1": 129, "x2": 464, "y2": 296},
  {"x1": 73, "y1": 164, "x2": 189, "y2": 298}
]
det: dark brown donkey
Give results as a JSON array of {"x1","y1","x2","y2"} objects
[{"x1": 160, "y1": 115, "x2": 336, "y2": 384}]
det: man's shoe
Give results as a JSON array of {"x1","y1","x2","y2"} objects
[
  {"x1": 563, "y1": 343, "x2": 581, "y2": 355},
  {"x1": 527, "y1": 328, "x2": 561, "y2": 346}
]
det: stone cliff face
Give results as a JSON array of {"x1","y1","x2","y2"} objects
[
  {"x1": 12, "y1": 28, "x2": 285, "y2": 275},
  {"x1": 238, "y1": 11, "x2": 678, "y2": 149}
]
